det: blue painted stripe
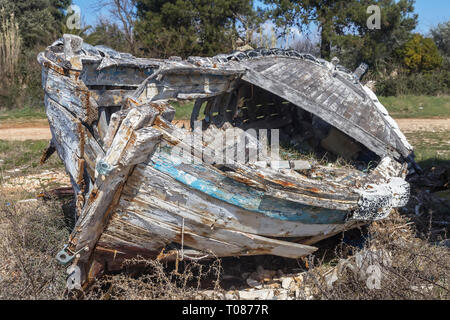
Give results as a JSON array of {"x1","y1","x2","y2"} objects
[{"x1": 149, "y1": 149, "x2": 348, "y2": 224}]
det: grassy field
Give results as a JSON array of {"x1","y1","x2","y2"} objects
[
  {"x1": 378, "y1": 95, "x2": 450, "y2": 118},
  {"x1": 0, "y1": 140, "x2": 62, "y2": 174},
  {"x1": 405, "y1": 131, "x2": 450, "y2": 168},
  {"x1": 0, "y1": 106, "x2": 47, "y2": 122}
]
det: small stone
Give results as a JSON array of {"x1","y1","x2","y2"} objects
[
  {"x1": 246, "y1": 278, "x2": 263, "y2": 289},
  {"x1": 281, "y1": 277, "x2": 294, "y2": 289},
  {"x1": 254, "y1": 161, "x2": 268, "y2": 168},
  {"x1": 265, "y1": 282, "x2": 281, "y2": 289},
  {"x1": 270, "y1": 160, "x2": 290, "y2": 170},
  {"x1": 239, "y1": 289, "x2": 274, "y2": 300},
  {"x1": 293, "y1": 274, "x2": 304, "y2": 286},
  {"x1": 292, "y1": 160, "x2": 311, "y2": 170},
  {"x1": 17, "y1": 199, "x2": 38, "y2": 204}
]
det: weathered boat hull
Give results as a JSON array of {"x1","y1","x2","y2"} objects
[{"x1": 38, "y1": 35, "x2": 412, "y2": 289}]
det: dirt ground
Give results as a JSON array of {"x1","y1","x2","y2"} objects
[
  {"x1": 395, "y1": 118, "x2": 450, "y2": 133},
  {"x1": 0, "y1": 118, "x2": 448, "y2": 141},
  {"x1": 0, "y1": 119, "x2": 51, "y2": 141}
]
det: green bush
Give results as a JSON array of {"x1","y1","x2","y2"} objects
[
  {"x1": 375, "y1": 69, "x2": 450, "y2": 96},
  {"x1": 0, "y1": 47, "x2": 44, "y2": 110},
  {"x1": 397, "y1": 34, "x2": 443, "y2": 73}
]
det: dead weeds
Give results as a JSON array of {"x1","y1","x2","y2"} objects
[
  {"x1": 301, "y1": 210, "x2": 450, "y2": 300},
  {"x1": 0, "y1": 197, "x2": 69, "y2": 299}
]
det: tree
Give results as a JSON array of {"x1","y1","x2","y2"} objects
[
  {"x1": 431, "y1": 21, "x2": 450, "y2": 58},
  {"x1": 289, "y1": 36, "x2": 320, "y2": 55},
  {"x1": 0, "y1": 0, "x2": 71, "y2": 48},
  {"x1": 134, "y1": 0, "x2": 255, "y2": 58},
  {"x1": 94, "y1": 0, "x2": 137, "y2": 54},
  {"x1": 264, "y1": 0, "x2": 417, "y2": 71},
  {"x1": 264, "y1": 0, "x2": 357, "y2": 60},
  {"x1": 397, "y1": 34, "x2": 442, "y2": 73},
  {"x1": 87, "y1": 19, "x2": 130, "y2": 52},
  {"x1": 333, "y1": 0, "x2": 418, "y2": 71}
]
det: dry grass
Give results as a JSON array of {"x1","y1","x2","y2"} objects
[
  {"x1": 0, "y1": 9, "x2": 21, "y2": 85},
  {"x1": 82, "y1": 258, "x2": 224, "y2": 300},
  {"x1": 301, "y1": 210, "x2": 450, "y2": 300},
  {"x1": 0, "y1": 194, "x2": 70, "y2": 299}
]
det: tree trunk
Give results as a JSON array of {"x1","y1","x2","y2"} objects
[{"x1": 320, "y1": 23, "x2": 332, "y2": 60}]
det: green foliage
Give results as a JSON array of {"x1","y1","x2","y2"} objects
[
  {"x1": 135, "y1": 0, "x2": 255, "y2": 58},
  {"x1": 375, "y1": 68, "x2": 450, "y2": 96},
  {"x1": 431, "y1": 21, "x2": 450, "y2": 58},
  {"x1": 86, "y1": 21, "x2": 129, "y2": 52},
  {"x1": 332, "y1": 0, "x2": 417, "y2": 72},
  {"x1": 265, "y1": 0, "x2": 417, "y2": 72},
  {"x1": 264, "y1": 0, "x2": 356, "y2": 59},
  {"x1": 397, "y1": 34, "x2": 442, "y2": 73},
  {"x1": 0, "y1": 0, "x2": 70, "y2": 109},
  {"x1": 0, "y1": 0, "x2": 71, "y2": 48},
  {"x1": 0, "y1": 106, "x2": 47, "y2": 121}
]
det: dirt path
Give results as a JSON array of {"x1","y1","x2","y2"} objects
[
  {"x1": 0, "y1": 119, "x2": 51, "y2": 141},
  {"x1": 395, "y1": 118, "x2": 450, "y2": 133},
  {"x1": 0, "y1": 118, "x2": 448, "y2": 141}
]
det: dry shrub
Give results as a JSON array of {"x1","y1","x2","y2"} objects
[
  {"x1": 83, "y1": 257, "x2": 224, "y2": 300},
  {"x1": 0, "y1": 8, "x2": 21, "y2": 84},
  {"x1": 0, "y1": 198, "x2": 69, "y2": 299},
  {"x1": 302, "y1": 210, "x2": 450, "y2": 300}
]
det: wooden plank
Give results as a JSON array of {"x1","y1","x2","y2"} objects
[
  {"x1": 241, "y1": 57, "x2": 412, "y2": 159},
  {"x1": 81, "y1": 64, "x2": 155, "y2": 87},
  {"x1": 241, "y1": 68, "x2": 402, "y2": 159},
  {"x1": 90, "y1": 89, "x2": 136, "y2": 107},
  {"x1": 149, "y1": 147, "x2": 355, "y2": 217},
  {"x1": 107, "y1": 202, "x2": 317, "y2": 258},
  {"x1": 43, "y1": 67, "x2": 98, "y2": 124},
  {"x1": 45, "y1": 95, "x2": 85, "y2": 187},
  {"x1": 151, "y1": 116, "x2": 360, "y2": 207},
  {"x1": 120, "y1": 164, "x2": 350, "y2": 237},
  {"x1": 69, "y1": 107, "x2": 162, "y2": 265},
  {"x1": 83, "y1": 129, "x2": 105, "y2": 181}
]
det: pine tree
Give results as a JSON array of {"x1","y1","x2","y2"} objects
[
  {"x1": 135, "y1": 0, "x2": 255, "y2": 58},
  {"x1": 264, "y1": 0, "x2": 417, "y2": 72}
]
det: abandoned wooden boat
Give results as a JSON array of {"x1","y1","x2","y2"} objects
[{"x1": 38, "y1": 35, "x2": 415, "y2": 289}]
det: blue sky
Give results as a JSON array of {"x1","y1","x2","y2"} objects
[{"x1": 72, "y1": 0, "x2": 449, "y2": 35}]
